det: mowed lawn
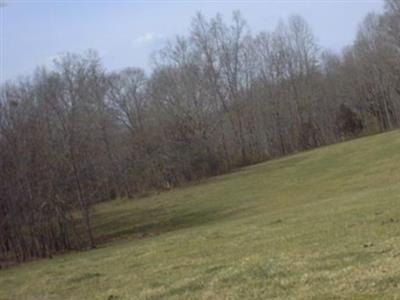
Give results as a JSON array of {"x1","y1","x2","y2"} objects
[{"x1": 1, "y1": 131, "x2": 400, "y2": 300}]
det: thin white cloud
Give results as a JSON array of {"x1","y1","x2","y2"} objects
[{"x1": 133, "y1": 32, "x2": 161, "y2": 45}]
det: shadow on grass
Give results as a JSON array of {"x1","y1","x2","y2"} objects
[{"x1": 94, "y1": 206, "x2": 244, "y2": 246}]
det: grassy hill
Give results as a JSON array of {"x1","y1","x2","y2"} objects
[{"x1": 1, "y1": 131, "x2": 400, "y2": 300}]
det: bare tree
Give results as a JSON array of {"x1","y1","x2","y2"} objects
[{"x1": 1, "y1": 9, "x2": 400, "y2": 266}]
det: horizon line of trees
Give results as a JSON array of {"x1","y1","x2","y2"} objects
[{"x1": 1, "y1": 0, "x2": 399, "y2": 265}]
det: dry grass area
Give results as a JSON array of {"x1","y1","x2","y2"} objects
[{"x1": 1, "y1": 131, "x2": 400, "y2": 299}]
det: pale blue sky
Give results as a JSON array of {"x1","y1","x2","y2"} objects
[{"x1": 1, "y1": 0, "x2": 384, "y2": 82}]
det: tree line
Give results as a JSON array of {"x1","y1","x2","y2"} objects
[{"x1": 1, "y1": 0, "x2": 399, "y2": 265}]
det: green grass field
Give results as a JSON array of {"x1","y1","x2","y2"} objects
[{"x1": 1, "y1": 131, "x2": 400, "y2": 300}]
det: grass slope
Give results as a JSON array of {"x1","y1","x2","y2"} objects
[{"x1": 1, "y1": 131, "x2": 400, "y2": 300}]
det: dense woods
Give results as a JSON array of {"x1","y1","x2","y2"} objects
[{"x1": 1, "y1": 1, "x2": 399, "y2": 265}]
